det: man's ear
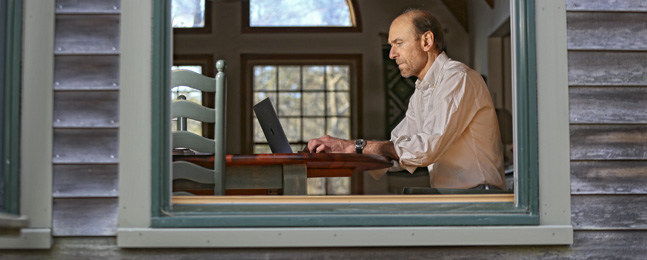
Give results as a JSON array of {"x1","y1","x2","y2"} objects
[{"x1": 420, "y1": 31, "x2": 435, "y2": 52}]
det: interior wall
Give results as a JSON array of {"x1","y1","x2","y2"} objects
[
  {"x1": 173, "y1": 0, "x2": 469, "y2": 153},
  {"x1": 467, "y1": 0, "x2": 511, "y2": 76}
]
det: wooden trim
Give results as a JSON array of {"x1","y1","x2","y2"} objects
[
  {"x1": 173, "y1": 194, "x2": 514, "y2": 204},
  {"x1": 240, "y1": 54, "x2": 362, "y2": 154},
  {"x1": 172, "y1": 0, "x2": 212, "y2": 34},
  {"x1": 241, "y1": 0, "x2": 362, "y2": 33}
]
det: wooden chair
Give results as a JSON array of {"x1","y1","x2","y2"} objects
[{"x1": 171, "y1": 60, "x2": 227, "y2": 195}]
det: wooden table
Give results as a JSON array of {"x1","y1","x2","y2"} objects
[{"x1": 173, "y1": 153, "x2": 392, "y2": 195}]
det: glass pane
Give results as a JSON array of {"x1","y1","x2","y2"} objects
[
  {"x1": 326, "y1": 117, "x2": 349, "y2": 139},
  {"x1": 279, "y1": 118, "x2": 301, "y2": 142},
  {"x1": 253, "y1": 66, "x2": 277, "y2": 91},
  {"x1": 171, "y1": 86, "x2": 202, "y2": 104},
  {"x1": 253, "y1": 119, "x2": 266, "y2": 142},
  {"x1": 254, "y1": 144, "x2": 272, "y2": 154},
  {"x1": 278, "y1": 92, "x2": 301, "y2": 116},
  {"x1": 303, "y1": 118, "x2": 325, "y2": 140},
  {"x1": 253, "y1": 92, "x2": 277, "y2": 110},
  {"x1": 326, "y1": 92, "x2": 350, "y2": 116},
  {"x1": 326, "y1": 65, "x2": 350, "y2": 90},
  {"x1": 250, "y1": 0, "x2": 352, "y2": 27},
  {"x1": 303, "y1": 66, "x2": 325, "y2": 90},
  {"x1": 303, "y1": 92, "x2": 325, "y2": 116},
  {"x1": 278, "y1": 66, "x2": 300, "y2": 91},
  {"x1": 172, "y1": 65, "x2": 202, "y2": 74},
  {"x1": 171, "y1": 0, "x2": 205, "y2": 28}
]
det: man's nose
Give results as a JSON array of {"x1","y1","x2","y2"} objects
[{"x1": 389, "y1": 47, "x2": 397, "y2": 60}]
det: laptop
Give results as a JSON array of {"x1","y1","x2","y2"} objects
[{"x1": 253, "y1": 98, "x2": 293, "y2": 153}]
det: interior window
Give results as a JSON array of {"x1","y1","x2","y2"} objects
[
  {"x1": 171, "y1": 65, "x2": 203, "y2": 135},
  {"x1": 250, "y1": 0, "x2": 352, "y2": 27},
  {"x1": 171, "y1": 0, "x2": 205, "y2": 28}
]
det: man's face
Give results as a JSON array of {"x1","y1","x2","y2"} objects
[{"x1": 388, "y1": 16, "x2": 426, "y2": 78}]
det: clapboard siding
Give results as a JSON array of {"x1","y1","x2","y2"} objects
[
  {"x1": 52, "y1": 198, "x2": 118, "y2": 236},
  {"x1": 571, "y1": 161, "x2": 647, "y2": 194},
  {"x1": 572, "y1": 195, "x2": 647, "y2": 229},
  {"x1": 569, "y1": 87, "x2": 647, "y2": 124},
  {"x1": 570, "y1": 125, "x2": 647, "y2": 160},
  {"x1": 53, "y1": 129, "x2": 119, "y2": 164},
  {"x1": 566, "y1": 0, "x2": 647, "y2": 12},
  {"x1": 56, "y1": 0, "x2": 120, "y2": 14},
  {"x1": 54, "y1": 55, "x2": 119, "y2": 90},
  {"x1": 54, "y1": 91, "x2": 119, "y2": 128},
  {"x1": 55, "y1": 15, "x2": 119, "y2": 54},
  {"x1": 568, "y1": 51, "x2": 647, "y2": 86},
  {"x1": 53, "y1": 165, "x2": 118, "y2": 198},
  {"x1": 567, "y1": 12, "x2": 647, "y2": 50}
]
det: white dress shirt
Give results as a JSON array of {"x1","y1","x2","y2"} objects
[{"x1": 390, "y1": 52, "x2": 505, "y2": 189}]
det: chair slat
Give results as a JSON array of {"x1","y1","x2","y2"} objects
[
  {"x1": 171, "y1": 100, "x2": 215, "y2": 123},
  {"x1": 172, "y1": 131, "x2": 216, "y2": 153},
  {"x1": 171, "y1": 70, "x2": 216, "y2": 92},
  {"x1": 172, "y1": 161, "x2": 215, "y2": 184}
]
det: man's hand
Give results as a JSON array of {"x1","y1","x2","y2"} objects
[{"x1": 306, "y1": 135, "x2": 355, "y2": 154}]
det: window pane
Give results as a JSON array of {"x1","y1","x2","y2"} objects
[
  {"x1": 253, "y1": 144, "x2": 271, "y2": 154},
  {"x1": 326, "y1": 65, "x2": 350, "y2": 90},
  {"x1": 172, "y1": 0, "x2": 205, "y2": 28},
  {"x1": 250, "y1": 0, "x2": 352, "y2": 27},
  {"x1": 326, "y1": 117, "x2": 349, "y2": 139},
  {"x1": 278, "y1": 66, "x2": 300, "y2": 91},
  {"x1": 253, "y1": 92, "x2": 277, "y2": 110},
  {"x1": 303, "y1": 92, "x2": 325, "y2": 116},
  {"x1": 279, "y1": 118, "x2": 301, "y2": 142},
  {"x1": 303, "y1": 66, "x2": 325, "y2": 90},
  {"x1": 303, "y1": 118, "x2": 325, "y2": 140},
  {"x1": 253, "y1": 66, "x2": 277, "y2": 91},
  {"x1": 327, "y1": 92, "x2": 350, "y2": 116},
  {"x1": 278, "y1": 92, "x2": 301, "y2": 116}
]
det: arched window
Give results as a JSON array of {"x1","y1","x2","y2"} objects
[{"x1": 243, "y1": 0, "x2": 361, "y2": 33}]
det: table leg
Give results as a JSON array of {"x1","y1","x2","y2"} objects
[{"x1": 282, "y1": 164, "x2": 307, "y2": 195}]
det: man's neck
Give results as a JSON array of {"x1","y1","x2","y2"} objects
[{"x1": 416, "y1": 51, "x2": 441, "y2": 80}]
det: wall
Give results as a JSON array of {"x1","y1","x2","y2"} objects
[{"x1": 173, "y1": 0, "x2": 469, "y2": 153}]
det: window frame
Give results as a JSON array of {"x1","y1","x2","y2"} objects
[
  {"x1": 241, "y1": 54, "x2": 362, "y2": 154},
  {"x1": 150, "y1": 0, "x2": 537, "y2": 228},
  {"x1": 1, "y1": 0, "x2": 21, "y2": 217},
  {"x1": 242, "y1": 0, "x2": 362, "y2": 33},
  {"x1": 116, "y1": 0, "x2": 572, "y2": 247}
]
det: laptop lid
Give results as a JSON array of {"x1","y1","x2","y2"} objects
[{"x1": 253, "y1": 98, "x2": 293, "y2": 153}]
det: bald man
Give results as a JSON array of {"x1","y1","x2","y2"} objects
[{"x1": 307, "y1": 9, "x2": 505, "y2": 190}]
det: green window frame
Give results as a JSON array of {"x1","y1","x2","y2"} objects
[
  {"x1": 149, "y1": 0, "x2": 539, "y2": 228},
  {"x1": 1, "y1": 0, "x2": 22, "y2": 217}
]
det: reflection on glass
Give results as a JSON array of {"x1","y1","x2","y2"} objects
[
  {"x1": 171, "y1": 0, "x2": 205, "y2": 28},
  {"x1": 303, "y1": 66, "x2": 325, "y2": 90},
  {"x1": 303, "y1": 118, "x2": 325, "y2": 140},
  {"x1": 278, "y1": 66, "x2": 301, "y2": 91},
  {"x1": 254, "y1": 66, "x2": 277, "y2": 91},
  {"x1": 326, "y1": 65, "x2": 350, "y2": 90},
  {"x1": 279, "y1": 118, "x2": 301, "y2": 142},
  {"x1": 327, "y1": 92, "x2": 350, "y2": 116},
  {"x1": 249, "y1": 0, "x2": 352, "y2": 27},
  {"x1": 326, "y1": 117, "x2": 349, "y2": 139},
  {"x1": 278, "y1": 92, "x2": 302, "y2": 116},
  {"x1": 302, "y1": 92, "x2": 325, "y2": 116}
]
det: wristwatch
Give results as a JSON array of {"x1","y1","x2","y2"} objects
[{"x1": 355, "y1": 139, "x2": 366, "y2": 154}]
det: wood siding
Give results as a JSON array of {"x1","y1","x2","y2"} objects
[
  {"x1": 566, "y1": 0, "x2": 647, "y2": 256},
  {"x1": 52, "y1": 0, "x2": 120, "y2": 236}
]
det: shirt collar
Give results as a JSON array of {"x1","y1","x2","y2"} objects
[{"x1": 415, "y1": 51, "x2": 449, "y2": 90}]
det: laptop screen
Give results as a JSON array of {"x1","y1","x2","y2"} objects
[{"x1": 253, "y1": 98, "x2": 293, "y2": 153}]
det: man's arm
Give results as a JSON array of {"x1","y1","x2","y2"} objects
[{"x1": 306, "y1": 135, "x2": 400, "y2": 161}]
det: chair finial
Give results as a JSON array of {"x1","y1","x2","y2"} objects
[{"x1": 216, "y1": 60, "x2": 226, "y2": 72}]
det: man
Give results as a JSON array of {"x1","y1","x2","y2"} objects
[{"x1": 307, "y1": 9, "x2": 505, "y2": 190}]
